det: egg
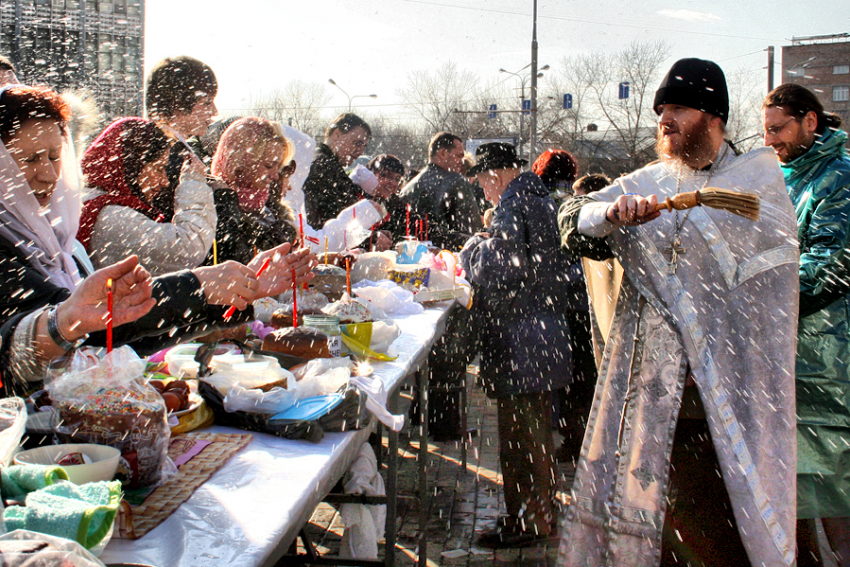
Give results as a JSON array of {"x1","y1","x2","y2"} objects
[{"x1": 161, "y1": 392, "x2": 182, "y2": 413}]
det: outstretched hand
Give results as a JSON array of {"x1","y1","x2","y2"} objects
[
  {"x1": 249, "y1": 243, "x2": 317, "y2": 298},
  {"x1": 606, "y1": 194, "x2": 661, "y2": 226},
  {"x1": 57, "y1": 255, "x2": 156, "y2": 340},
  {"x1": 192, "y1": 260, "x2": 260, "y2": 311}
]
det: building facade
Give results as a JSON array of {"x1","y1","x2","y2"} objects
[
  {"x1": 0, "y1": 0, "x2": 144, "y2": 119},
  {"x1": 782, "y1": 33, "x2": 850, "y2": 129}
]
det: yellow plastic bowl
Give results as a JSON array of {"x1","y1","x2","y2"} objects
[{"x1": 14, "y1": 443, "x2": 120, "y2": 485}]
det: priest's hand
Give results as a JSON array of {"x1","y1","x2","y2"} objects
[{"x1": 606, "y1": 194, "x2": 661, "y2": 226}]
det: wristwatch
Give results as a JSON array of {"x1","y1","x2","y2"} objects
[{"x1": 46, "y1": 306, "x2": 88, "y2": 351}]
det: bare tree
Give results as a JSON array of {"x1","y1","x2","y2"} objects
[
  {"x1": 581, "y1": 40, "x2": 671, "y2": 174},
  {"x1": 250, "y1": 80, "x2": 331, "y2": 138},
  {"x1": 726, "y1": 68, "x2": 766, "y2": 153},
  {"x1": 396, "y1": 61, "x2": 479, "y2": 133}
]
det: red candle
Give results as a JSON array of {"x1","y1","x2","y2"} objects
[
  {"x1": 224, "y1": 257, "x2": 272, "y2": 320},
  {"x1": 291, "y1": 270, "x2": 298, "y2": 328},
  {"x1": 106, "y1": 278, "x2": 113, "y2": 353},
  {"x1": 406, "y1": 204, "x2": 410, "y2": 238},
  {"x1": 345, "y1": 258, "x2": 351, "y2": 296},
  {"x1": 298, "y1": 214, "x2": 304, "y2": 249}
]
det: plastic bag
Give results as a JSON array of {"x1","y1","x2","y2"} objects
[
  {"x1": 0, "y1": 398, "x2": 26, "y2": 467},
  {"x1": 293, "y1": 358, "x2": 352, "y2": 399},
  {"x1": 353, "y1": 280, "x2": 424, "y2": 316},
  {"x1": 0, "y1": 529, "x2": 107, "y2": 566},
  {"x1": 47, "y1": 347, "x2": 172, "y2": 489},
  {"x1": 341, "y1": 321, "x2": 402, "y2": 361},
  {"x1": 350, "y1": 252, "x2": 396, "y2": 283},
  {"x1": 201, "y1": 355, "x2": 298, "y2": 414}
]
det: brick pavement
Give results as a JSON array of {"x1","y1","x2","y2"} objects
[{"x1": 299, "y1": 369, "x2": 576, "y2": 566}]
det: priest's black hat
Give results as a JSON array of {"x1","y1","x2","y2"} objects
[{"x1": 653, "y1": 58, "x2": 729, "y2": 123}]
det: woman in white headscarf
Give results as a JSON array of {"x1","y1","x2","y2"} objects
[{"x1": 0, "y1": 85, "x2": 315, "y2": 397}]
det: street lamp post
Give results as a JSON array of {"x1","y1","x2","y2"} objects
[
  {"x1": 530, "y1": 0, "x2": 539, "y2": 165},
  {"x1": 499, "y1": 63, "x2": 548, "y2": 159},
  {"x1": 328, "y1": 78, "x2": 377, "y2": 111}
]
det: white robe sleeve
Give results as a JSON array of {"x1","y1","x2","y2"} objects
[
  {"x1": 301, "y1": 200, "x2": 385, "y2": 253},
  {"x1": 577, "y1": 181, "x2": 625, "y2": 238}
]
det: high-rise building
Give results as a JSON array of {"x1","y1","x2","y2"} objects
[
  {"x1": 782, "y1": 33, "x2": 850, "y2": 128},
  {"x1": 0, "y1": 0, "x2": 144, "y2": 119}
]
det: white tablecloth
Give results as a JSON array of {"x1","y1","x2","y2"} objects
[{"x1": 100, "y1": 304, "x2": 453, "y2": 567}]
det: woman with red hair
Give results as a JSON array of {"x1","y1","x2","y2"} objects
[
  {"x1": 207, "y1": 117, "x2": 299, "y2": 264},
  {"x1": 532, "y1": 149, "x2": 578, "y2": 200},
  {"x1": 79, "y1": 117, "x2": 216, "y2": 276}
]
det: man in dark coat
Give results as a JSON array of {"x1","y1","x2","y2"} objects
[
  {"x1": 303, "y1": 113, "x2": 371, "y2": 228},
  {"x1": 399, "y1": 132, "x2": 483, "y2": 249},
  {"x1": 400, "y1": 132, "x2": 483, "y2": 441},
  {"x1": 460, "y1": 142, "x2": 574, "y2": 548}
]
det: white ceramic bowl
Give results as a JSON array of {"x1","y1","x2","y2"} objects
[{"x1": 14, "y1": 443, "x2": 120, "y2": 485}]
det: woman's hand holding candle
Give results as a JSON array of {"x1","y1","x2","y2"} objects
[{"x1": 58, "y1": 255, "x2": 155, "y2": 339}]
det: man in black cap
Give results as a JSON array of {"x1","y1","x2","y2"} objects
[
  {"x1": 460, "y1": 142, "x2": 575, "y2": 548},
  {"x1": 556, "y1": 59, "x2": 799, "y2": 566}
]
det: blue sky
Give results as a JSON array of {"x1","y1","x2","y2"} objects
[{"x1": 144, "y1": 0, "x2": 847, "y2": 118}]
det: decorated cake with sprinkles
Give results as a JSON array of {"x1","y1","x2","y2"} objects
[{"x1": 56, "y1": 385, "x2": 168, "y2": 488}]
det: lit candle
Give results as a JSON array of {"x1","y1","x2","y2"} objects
[
  {"x1": 345, "y1": 258, "x2": 351, "y2": 295},
  {"x1": 213, "y1": 240, "x2": 218, "y2": 265},
  {"x1": 292, "y1": 270, "x2": 298, "y2": 328},
  {"x1": 106, "y1": 278, "x2": 113, "y2": 353}
]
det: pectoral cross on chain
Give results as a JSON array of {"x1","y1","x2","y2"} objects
[{"x1": 664, "y1": 238, "x2": 686, "y2": 274}]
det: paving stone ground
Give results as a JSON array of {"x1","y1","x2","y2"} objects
[{"x1": 298, "y1": 368, "x2": 576, "y2": 566}]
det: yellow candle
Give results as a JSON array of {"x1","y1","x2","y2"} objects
[
  {"x1": 213, "y1": 240, "x2": 218, "y2": 265},
  {"x1": 324, "y1": 236, "x2": 329, "y2": 265}
]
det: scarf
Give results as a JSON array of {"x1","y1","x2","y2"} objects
[
  {"x1": 77, "y1": 117, "x2": 166, "y2": 251},
  {"x1": 0, "y1": 88, "x2": 81, "y2": 291}
]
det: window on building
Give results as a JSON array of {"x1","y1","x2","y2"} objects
[
  {"x1": 835, "y1": 86, "x2": 850, "y2": 102},
  {"x1": 99, "y1": 1, "x2": 113, "y2": 14},
  {"x1": 834, "y1": 65, "x2": 850, "y2": 75},
  {"x1": 51, "y1": 0, "x2": 65, "y2": 8},
  {"x1": 787, "y1": 67, "x2": 806, "y2": 78}
]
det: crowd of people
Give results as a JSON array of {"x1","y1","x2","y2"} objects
[{"x1": 0, "y1": 49, "x2": 849, "y2": 567}]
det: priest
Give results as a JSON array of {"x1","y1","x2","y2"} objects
[{"x1": 557, "y1": 58, "x2": 799, "y2": 567}]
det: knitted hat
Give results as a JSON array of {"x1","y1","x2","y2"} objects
[{"x1": 653, "y1": 58, "x2": 729, "y2": 123}]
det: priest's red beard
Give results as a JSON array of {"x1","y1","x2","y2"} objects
[{"x1": 655, "y1": 115, "x2": 715, "y2": 168}]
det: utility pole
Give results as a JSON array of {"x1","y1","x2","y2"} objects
[
  {"x1": 767, "y1": 46, "x2": 775, "y2": 92},
  {"x1": 529, "y1": 0, "x2": 539, "y2": 165}
]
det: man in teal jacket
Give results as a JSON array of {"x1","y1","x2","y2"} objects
[{"x1": 764, "y1": 83, "x2": 850, "y2": 567}]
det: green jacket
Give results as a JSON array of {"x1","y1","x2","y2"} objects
[{"x1": 785, "y1": 127, "x2": 850, "y2": 519}]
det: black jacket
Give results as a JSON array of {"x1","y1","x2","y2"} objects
[
  {"x1": 399, "y1": 164, "x2": 483, "y2": 250},
  {"x1": 303, "y1": 143, "x2": 366, "y2": 228},
  {"x1": 460, "y1": 172, "x2": 574, "y2": 397}
]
